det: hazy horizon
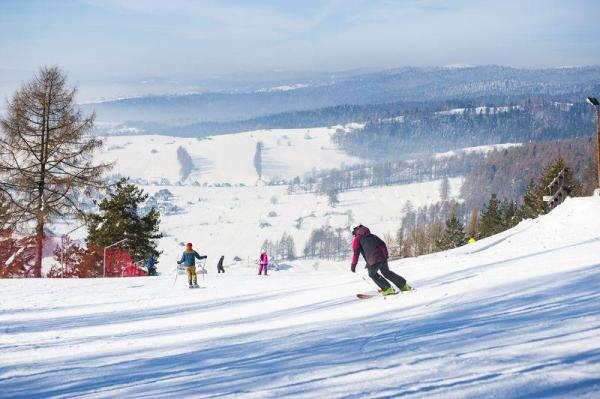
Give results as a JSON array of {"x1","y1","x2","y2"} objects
[{"x1": 2, "y1": 0, "x2": 600, "y2": 102}]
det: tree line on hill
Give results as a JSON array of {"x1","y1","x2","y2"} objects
[
  {"x1": 289, "y1": 146, "x2": 595, "y2": 261},
  {"x1": 333, "y1": 99, "x2": 594, "y2": 159},
  {"x1": 91, "y1": 65, "x2": 600, "y2": 129},
  {"x1": 388, "y1": 156, "x2": 586, "y2": 258},
  {"x1": 287, "y1": 136, "x2": 596, "y2": 212},
  {"x1": 461, "y1": 137, "x2": 597, "y2": 211}
]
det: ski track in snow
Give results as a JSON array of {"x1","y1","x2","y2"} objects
[{"x1": 1, "y1": 197, "x2": 600, "y2": 398}]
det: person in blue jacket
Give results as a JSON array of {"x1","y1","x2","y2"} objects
[
  {"x1": 146, "y1": 255, "x2": 157, "y2": 276},
  {"x1": 177, "y1": 242, "x2": 207, "y2": 288}
]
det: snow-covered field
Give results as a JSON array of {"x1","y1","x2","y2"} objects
[
  {"x1": 434, "y1": 143, "x2": 522, "y2": 159},
  {"x1": 2, "y1": 196, "x2": 600, "y2": 398},
  {"x1": 148, "y1": 178, "x2": 462, "y2": 266},
  {"x1": 97, "y1": 126, "x2": 362, "y2": 185}
]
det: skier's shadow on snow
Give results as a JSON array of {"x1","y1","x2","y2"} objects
[{"x1": 2, "y1": 264, "x2": 600, "y2": 398}]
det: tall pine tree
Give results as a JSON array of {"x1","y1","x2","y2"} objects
[
  {"x1": 479, "y1": 193, "x2": 503, "y2": 238},
  {"x1": 500, "y1": 199, "x2": 522, "y2": 230}
]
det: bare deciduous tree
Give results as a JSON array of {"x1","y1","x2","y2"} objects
[{"x1": 0, "y1": 66, "x2": 112, "y2": 277}]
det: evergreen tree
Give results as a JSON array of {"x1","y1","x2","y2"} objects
[
  {"x1": 479, "y1": 193, "x2": 503, "y2": 238},
  {"x1": 87, "y1": 179, "x2": 162, "y2": 263},
  {"x1": 500, "y1": 199, "x2": 522, "y2": 230},
  {"x1": 541, "y1": 157, "x2": 583, "y2": 197},
  {"x1": 522, "y1": 179, "x2": 546, "y2": 219},
  {"x1": 521, "y1": 157, "x2": 583, "y2": 219},
  {"x1": 436, "y1": 213, "x2": 467, "y2": 250}
]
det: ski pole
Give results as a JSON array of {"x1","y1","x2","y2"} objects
[{"x1": 172, "y1": 264, "x2": 179, "y2": 289}]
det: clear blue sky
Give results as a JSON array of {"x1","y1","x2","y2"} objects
[{"x1": 1, "y1": 0, "x2": 600, "y2": 101}]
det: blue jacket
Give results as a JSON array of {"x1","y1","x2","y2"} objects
[
  {"x1": 146, "y1": 256, "x2": 156, "y2": 268},
  {"x1": 177, "y1": 250, "x2": 207, "y2": 266}
]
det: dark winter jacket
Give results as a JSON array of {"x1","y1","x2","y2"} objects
[
  {"x1": 177, "y1": 250, "x2": 207, "y2": 266},
  {"x1": 351, "y1": 225, "x2": 388, "y2": 267},
  {"x1": 146, "y1": 256, "x2": 156, "y2": 269}
]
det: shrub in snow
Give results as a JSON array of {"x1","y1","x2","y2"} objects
[
  {"x1": 259, "y1": 221, "x2": 272, "y2": 229},
  {"x1": 153, "y1": 189, "x2": 174, "y2": 201},
  {"x1": 47, "y1": 237, "x2": 103, "y2": 278},
  {"x1": 0, "y1": 233, "x2": 36, "y2": 277},
  {"x1": 268, "y1": 211, "x2": 278, "y2": 217}
]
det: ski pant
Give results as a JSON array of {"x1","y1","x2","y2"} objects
[
  {"x1": 258, "y1": 263, "x2": 268, "y2": 275},
  {"x1": 367, "y1": 260, "x2": 406, "y2": 291},
  {"x1": 217, "y1": 266, "x2": 225, "y2": 273},
  {"x1": 185, "y1": 266, "x2": 197, "y2": 284}
]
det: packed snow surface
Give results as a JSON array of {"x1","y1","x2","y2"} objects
[{"x1": 2, "y1": 196, "x2": 600, "y2": 398}]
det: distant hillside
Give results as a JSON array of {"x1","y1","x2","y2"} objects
[
  {"x1": 334, "y1": 99, "x2": 595, "y2": 159},
  {"x1": 85, "y1": 65, "x2": 600, "y2": 125}
]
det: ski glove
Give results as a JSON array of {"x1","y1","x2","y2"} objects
[{"x1": 351, "y1": 264, "x2": 356, "y2": 273}]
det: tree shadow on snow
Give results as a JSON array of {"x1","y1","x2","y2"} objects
[{"x1": 1, "y1": 264, "x2": 600, "y2": 398}]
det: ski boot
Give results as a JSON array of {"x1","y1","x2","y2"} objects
[
  {"x1": 400, "y1": 283, "x2": 413, "y2": 292},
  {"x1": 193, "y1": 279, "x2": 199, "y2": 288},
  {"x1": 381, "y1": 287, "x2": 396, "y2": 296}
]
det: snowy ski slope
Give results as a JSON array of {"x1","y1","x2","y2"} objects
[{"x1": 1, "y1": 196, "x2": 599, "y2": 398}]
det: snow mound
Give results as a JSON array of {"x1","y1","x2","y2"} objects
[{"x1": 1, "y1": 197, "x2": 599, "y2": 398}]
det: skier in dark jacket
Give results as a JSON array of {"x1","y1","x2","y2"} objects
[
  {"x1": 217, "y1": 256, "x2": 225, "y2": 273},
  {"x1": 177, "y1": 243, "x2": 207, "y2": 288},
  {"x1": 146, "y1": 255, "x2": 157, "y2": 276},
  {"x1": 351, "y1": 225, "x2": 411, "y2": 295}
]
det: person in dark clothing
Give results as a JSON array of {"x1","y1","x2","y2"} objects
[
  {"x1": 177, "y1": 243, "x2": 207, "y2": 288},
  {"x1": 351, "y1": 225, "x2": 411, "y2": 295},
  {"x1": 146, "y1": 255, "x2": 157, "y2": 276},
  {"x1": 217, "y1": 256, "x2": 225, "y2": 273}
]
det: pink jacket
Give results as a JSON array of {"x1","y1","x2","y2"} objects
[{"x1": 260, "y1": 252, "x2": 269, "y2": 265}]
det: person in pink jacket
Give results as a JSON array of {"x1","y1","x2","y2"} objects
[{"x1": 258, "y1": 250, "x2": 269, "y2": 275}]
